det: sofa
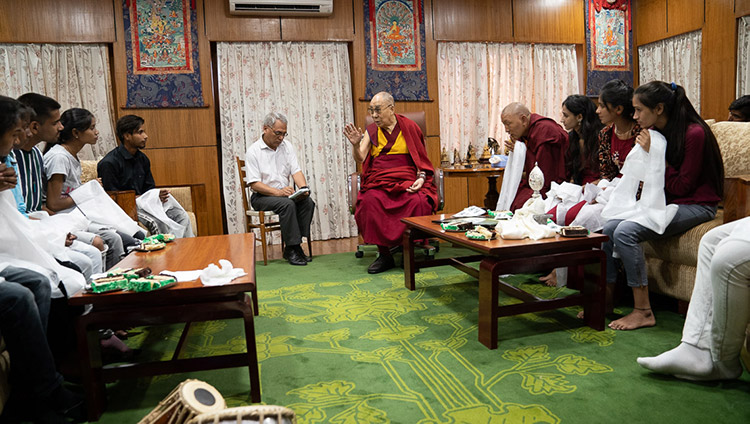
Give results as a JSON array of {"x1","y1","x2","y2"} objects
[
  {"x1": 80, "y1": 160, "x2": 206, "y2": 236},
  {"x1": 643, "y1": 121, "x2": 750, "y2": 303}
]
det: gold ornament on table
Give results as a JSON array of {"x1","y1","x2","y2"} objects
[
  {"x1": 466, "y1": 144, "x2": 479, "y2": 166},
  {"x1": 440, "y1": 147, "x2": 450, "y2": 167},
  {"x1": 452, "y1": 148, "x2": 460, "y2": 167},
  {"x1": 479, "y1": 144, "x2": 492, "y2": 165}
]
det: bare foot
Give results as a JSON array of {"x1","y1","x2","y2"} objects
[
  {"x1": 539, "y1": 271, "x2": 557, "y2": 287},
  {"x1": 608, "y1": 308, "x2": 655, "y2": 330}
]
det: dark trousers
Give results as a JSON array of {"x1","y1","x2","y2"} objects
[
  {"x1": 0, "y1": 267, "x2": 62, "y2": 401},
  {"x1": 251, "y1": 193, "x2": 315, "y2": 246}
]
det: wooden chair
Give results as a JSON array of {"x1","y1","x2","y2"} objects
[
  {"x1": 347, "y1": 111, "x2": 444, "y2": 257},
  {"x1": 236, "y1": 156, "x2": 313, "y2": 265},
  {"x1": 236, "y1": 157, "x2": 283, "y2": 265}
]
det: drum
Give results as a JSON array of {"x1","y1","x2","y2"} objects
[
  {"x1": 186, "y1": 405, "x2": 296, "y2": 424},
  {"x1": 139, "y1": 379, "x2": 226, "y2": 424}
]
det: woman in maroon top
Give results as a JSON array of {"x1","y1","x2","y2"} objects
[
  {"x1": 562, "y1": 95, "x2": 604, "y2": 185},
  {"x1": 596, "y1": 79, "x2": 641, "y2": 182},
  {"x1": 602, "y1": 81, "x2": 724, "y2": 331}
]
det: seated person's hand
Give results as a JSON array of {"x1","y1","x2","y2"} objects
[
  {"x1": 503, "y1": 138, "x2": 515, "y2": 153},
  {"x1": 406, "y1": 177, "x2": 424, "y2": 193},
  {"x1": 277, "y1": 186, "x2": 295, "y2": 197},
  {"x1": 91, "y1": 235, "x2": 105, "y2": 251},
  {"x1": 159, "y1": 189, "x2": 170, "y2": 203},
  {"x1": 343, "y1": 123, "x2": 364, "y2": 145},
  {"x1": 65, "y1": 233, "x2": 77, "y2": 247},
  {"x1": 636, "y1": 129, "x2": 651, "y2": 153},
  {"x1": 0, "y1": 163, "x2": 17, "y2": 192}
]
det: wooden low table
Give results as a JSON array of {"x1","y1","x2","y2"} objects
[
  {"x1": 402, "y1": 215, "x2": 608, "y2": 349},
  {"x1": 68, "y1": 234, "x2": 261, "y2": 421}
]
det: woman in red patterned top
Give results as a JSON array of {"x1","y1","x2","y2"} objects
[{"x1": 596, "y1": 79, "x2": 641, "y2": 182}]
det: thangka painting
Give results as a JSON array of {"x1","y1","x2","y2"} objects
[
  {"x1": 123, "y1": 0, "x2": 204, "y2": 108},
  {"x1": 585, "y1": 0, "x2": 633, "y2": 96},
  {"x1": 364, "y1": 0, "x2": 430, "y2": 101}
]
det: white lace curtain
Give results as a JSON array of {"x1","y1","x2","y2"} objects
[
  {"x1": 0, "y1": 43, "x2": 117, "y2": 160},
  {"x1": 638, "y1": 30, "x2": 702, "y2": 114},
  {"x1": 737, "y1": 16, "x2": 750, "y2": 97},
  {"x1": 438, "y1": 42, "x2": 578, "y2": 158},
  {"x1": 217, "y1": 41, "x2": 357, "y2": 241}
]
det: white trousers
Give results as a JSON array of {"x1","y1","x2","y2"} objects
[{"x1": 682, "y1": 216, "x2": 750, "y2": 361}]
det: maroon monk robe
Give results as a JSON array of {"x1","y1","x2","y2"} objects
[
  {"x1": 355, "y1": 114, "x2": 437, "y2": 247},
  {"x1": 510, "y1": 113, "x2": 569, "y2": 211}
]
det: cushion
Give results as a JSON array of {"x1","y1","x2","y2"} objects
[{"x1": 710, "y1": 121, "x2": 750, "y2": 178}]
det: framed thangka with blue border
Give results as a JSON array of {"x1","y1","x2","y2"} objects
[
  {"x1": 585, "y1": 0, "x2": 633, "y2": 96},
  {"x1": 123, "y1": 0, "x2": 205, "y2": 108},
  {"x1": 364, "y1": 0, "x2": 430, "y2": 101}
]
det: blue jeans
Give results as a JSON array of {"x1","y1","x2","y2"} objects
[
  {"x1": 0, "y1": 267, "x2": 62, "y2": 399},
  {"x1": 602, "y1": 204, "x2": 717, "y2": 288}
]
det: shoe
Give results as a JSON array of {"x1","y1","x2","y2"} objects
[
  {"x1": 285, "y1": 246, "x2": 308, "y2": 266},
  {"x1": 367, "y1": 254, "x2": 395, "y2": 274},
  {"x1": 295, "y1": 245, "x2": 312, "y2": 262}
]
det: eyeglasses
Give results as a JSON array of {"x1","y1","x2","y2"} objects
[
  {"x1": 367, "y1": 104, "x2": 393, "y2": 115},
  {"x1": 267, "y1": 129, "x2": 287, "y2": 137}
]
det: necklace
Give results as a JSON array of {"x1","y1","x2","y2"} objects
[{"x1": 613, "y1": 122, "x2": 634, "y2": 139}]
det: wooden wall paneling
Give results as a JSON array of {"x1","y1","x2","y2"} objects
[
  {"x1": 145, "y1": 147, "x2": 224, "y2": 235},
  {"x1": 0, "y1": 0, "x2": 115, "y2": 43},
  {"x1": 281, "y1": 0, "x2": 355, "y2": 41},
  {"x1": 432, "y1": 0, "x2": 513, "y2": 41},
  {"x1": 513, "y1": 0, "x2": 585, "y2": 44},
  {"x1": 203, "y1": 0, "x2": 281, "y2": 41},
  {"x1": 737, "y1": 0, "x2": 750, "y2": 17},
  {"x1": 667, "y1": 0, "x2": 705, "y2": 36},
  {"x1": 702, "y1": 0, "x2": 737, "y2": 120},
  {"x1": 111, "y1": 0, "x2": 224, "y2": 234},
  {"x1": 634, "y1": 0, "x2": 669, "y2": 46}
]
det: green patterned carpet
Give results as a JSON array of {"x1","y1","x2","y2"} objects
[{"x1": 98, "y1": 248, "x2": 750, "y2": 423}]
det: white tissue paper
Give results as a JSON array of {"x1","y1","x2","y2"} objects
[{"x1": 199, "y1": 259, "x2": 247, "y2": 286}]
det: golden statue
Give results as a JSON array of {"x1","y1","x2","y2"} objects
[
  {"x1": 467, "y1": 144, "x2": 479, "y2": 166},
  {"x1": 440, "y1": 147, "x2": 450, "y2": 167}
]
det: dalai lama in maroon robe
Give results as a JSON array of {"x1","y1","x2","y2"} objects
[
  {"x1": 344, "y1": 92, "x2": 437, "y2": 274},
  {"x1": 501, "y1": 102, "x2": 569, "y2": 211}
]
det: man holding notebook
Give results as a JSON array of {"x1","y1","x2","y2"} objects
[{"x1": 244, "y1": 112, "x2": 315, "y2": 266}]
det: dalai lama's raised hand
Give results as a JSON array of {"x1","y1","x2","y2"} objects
[
  {"x1": 343, "y1": 123, "x2": 364, "y2": 145},
  {"x1": 406, "y1": 176, "x2": 425, "y2": 193}
]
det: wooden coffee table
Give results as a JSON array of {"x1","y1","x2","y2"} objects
[
  {"x1": 68, "y1": 233, "x2": 261, "y2": 421},
  {"x1": 402, "y1": 215, "x2": 608, "y2": 349}
]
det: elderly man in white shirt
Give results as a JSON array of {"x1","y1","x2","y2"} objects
[{"x1": 244, "y1": 112, "x2": 315, "y2": 266}]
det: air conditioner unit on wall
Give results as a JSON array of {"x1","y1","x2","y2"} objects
[{"x1": 229, "y1": 0, "x2": 333, "y2": 16}]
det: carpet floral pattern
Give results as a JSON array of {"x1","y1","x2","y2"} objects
[{"x1": 102, "y1": 251, "x2": 750, "y2": 424}]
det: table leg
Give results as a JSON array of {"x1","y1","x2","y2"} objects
[
  {"x1": 240, "y1": 294, "x2": 262, "y2": 402},
  {"x1": 403, "y1": 228, "x2": 417, "y2": 290},
  {"x1": 76, "y1": 315, "x2": 107, "y2": 421},
  {"x1": 478, "y1": 258, "x2": 500, "y2": 349},
  {"x1": 583, "y1": 251, "x2": 607, "y2": 331},
  {"x1": 484, "y1": 176, "x2": 499, "y2": 210}
]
